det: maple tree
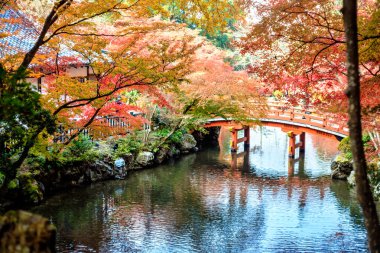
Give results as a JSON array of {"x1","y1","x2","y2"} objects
[
  {"x1": 343, "y1": 1, "x2": 380, "y2": 251},
  {"x1": 146, "y1": 33, "x2": 267, "y2": 149},
  {"x1": 238, "y1": 0, "x2": 380, "y2": 119},
  {"x1": 41, "y1": 20, "x2": 196, "y2": 141},
  {"x1": 237, "y1": 0, "x2": 380, "y2": 250},
  {"x1": 180, "y1": 39, "x2": 266, "y2": 119},
  {"x1": 0, "y1": 0, "x2": 249, "y2": 188}
]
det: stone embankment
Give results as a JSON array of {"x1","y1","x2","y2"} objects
[
  {"x1": 39, "y1": 134, "x2": 198, "y2": 198},
  {"x1": 331, "y1": 154, "x2": 380, "y2": 200},
  {"x1": 0, "y1": 127, "x2": 221, "y2": 210}
]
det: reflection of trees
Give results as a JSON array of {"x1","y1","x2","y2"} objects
[
  {"x1": 221, "y1": 125, "x2": 340, "y2": 178},
  {"x1": 229, "y1": 148, "x2": 329, "y2": 200},
  {"x1": 89, "y1": 150, "x2": 268, "y2": 252},
  {"x1": 31, "y1": 181, "x2": 129, "y2": 252},
  {"x1": 310, "y1": 134, "x2": 340, "y2": 161},
  {"x1": 192, "y1": 162, "x2": 267, "y2": 252},
  {"x1": 329, "y1": 181, "x2": 364, "y2": 226}
]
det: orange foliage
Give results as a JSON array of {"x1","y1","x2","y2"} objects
[{"x1": 238, "y1": 0, "x2": 380, "y2": 130}]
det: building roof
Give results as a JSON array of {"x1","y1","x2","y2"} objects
[{"x1": 0, "y1": 9, "x2": 39, "y2": 58}]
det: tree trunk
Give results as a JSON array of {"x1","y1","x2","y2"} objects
[{"x1": 342, "y1": 0, "x2": 380, "y2": 252}]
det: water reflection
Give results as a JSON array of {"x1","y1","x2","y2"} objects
[{"x1": 32, "y1": 126, "x2": 370, "y2": 252}]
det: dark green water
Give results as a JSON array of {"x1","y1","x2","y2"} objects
[{"x1": 32, "y1": 127, "x2": 372, "y2": 252}]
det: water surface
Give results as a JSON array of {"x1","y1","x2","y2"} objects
[{"x1": 32, "y1": 127, "x2": 371, "y2": 252}]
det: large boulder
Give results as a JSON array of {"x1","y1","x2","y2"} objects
[
  {"x1": 179, "y1": 134, "x2": 197, "y2": 153},
  {"x1": 94, "y1": 160, "x2": 113, "y2": 176},
  {"x1": 331, "y1": 155, "x2": 353, "y2": 180},
  {"x1": 135, "y1": 151, "x2": 155, "y2": 167},
  {"x1": 155, "y1": 146, "x2": 170, "y2": 164},
  {"x1": 59, "y1": 159, "x2": 114, "y2": 185},
  {"x1": 85, "y1": 160, "x2": 114, "y2": 183},
  {"x1": 0, "y1": 210, "x2": 56, "y2": 253}
]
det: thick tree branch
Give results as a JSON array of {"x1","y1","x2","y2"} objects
[
  {"x1": 18, "y1": 0, "x2": 72, "y2": 70},
  {"x1": 63, "y1": 104, "x2": 105, "y2": 146}
]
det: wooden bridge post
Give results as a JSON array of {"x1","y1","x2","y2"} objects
[
  {"x1": 244, "y1": 126, "x2": 250, "y2": 150},
  {"x1": 230, "y1": 128, "x2": 238, "y2": 153},
  {"x1": 299, "y1": 132, "x2": 306, "y2": 152},
  {"x1": 288, "y1": 131, "x2": 296, "y2": 158},
  {"x1": 288, "y1": 158, "x2": 295, "y2": 176},
  {"x1": 287, "y1": 131, "x2": 306, "y2": 158},
  {"x1": 231, "y1": 152, "x2": 237, "y2": 169}
]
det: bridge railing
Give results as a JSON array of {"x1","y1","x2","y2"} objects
[{"x1": 266, "y1": 104, "x2": 349, "y2": 135}]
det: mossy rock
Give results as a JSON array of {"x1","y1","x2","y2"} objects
[
  {"x1": 135, "y1": 151, "x2": 154, "y2": 167},
  {"x1": 4, "y1": 171, "x2": 45, "y2": 205},
  {"x1": 334, "y1": 153, "x2": 351, "y2": 163},
  {"x1": 0, "y1": 210, "x2": 56, "y2": 253},
  {"x1": 179, "y1": 134, "x2": 197, "y2": 150},
  {"x1": 331, "y1": 155, "x2": 353, "y2": 180}
]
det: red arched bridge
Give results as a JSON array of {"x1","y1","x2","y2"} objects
[{"x1": 204, "y1": 105, "x2": 348, "y2": 157}]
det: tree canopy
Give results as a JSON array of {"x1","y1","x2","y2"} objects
[
  {"x1": 238, "y1": 0, "x2": 380, "y2": 124},
  {"x1": 0, "y1": 0, "x2": 261, "y2": 186}
]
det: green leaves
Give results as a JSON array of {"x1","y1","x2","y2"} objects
[
  {"x1": 0, "y1": 171, "x2": 5, "y2": 188},
  {"x1": 114, "y1": 136, "x2": 142, "y2": 157},
  {"x1": 0, "y1": 65, "x2": 55, "y2": 182}
]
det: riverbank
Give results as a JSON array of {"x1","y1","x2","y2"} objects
[
  {"x1": 331, "y1": 135, "x2": 380, "y2": 200},
  {"x1": 0, "y1": 127, "x2": 221, "y2": 211}
]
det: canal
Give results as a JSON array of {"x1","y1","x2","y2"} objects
[{"x1": 32, "y1": 126, "x2": 371, "y2": 252}]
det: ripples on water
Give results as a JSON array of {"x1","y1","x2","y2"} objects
[{"x1": 32, "y1": 127, "x2": 370, "y2": 252}]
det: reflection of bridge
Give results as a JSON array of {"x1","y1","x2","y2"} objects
[
  {"x1": 225, "y1": 151, "x2": 330, "y2": 200},
  {"x1": 230, "y1": 149, "x2": 307, "y2": 177},
  {"x1": 204, "y1": 105, "x2": 347, "y2": 157}
]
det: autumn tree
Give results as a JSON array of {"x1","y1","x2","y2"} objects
[
  {"x1": 237, "y1": 0, "x2": 380, "y2": 250},
  {"x1": 181, "y1": 39, "x2": 266, "y2": 120},
  {"x1": 238, "y1": 0, "x2": 380, "y2": 118},
  {"x1": 0, "y1": 0, "x2": 247, "y2": 188},
  {"x1": 342, "y1": 0, "x2": 380, "y2": 251},
  {"x1": 150, "y1": 34, "x2": 267, "y2": 148}
]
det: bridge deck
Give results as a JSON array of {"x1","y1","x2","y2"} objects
[{"x1": 205, "y1": 105, "x2": 348, "y2": 138}]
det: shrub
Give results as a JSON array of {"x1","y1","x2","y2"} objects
[
  {"x1": 154, "y1": 128, "x2": 184, "y2": 144},
  {"x1": 0, "y1": 171, "x2": 5, "y2": 188},
  {"x1": 362, "y1": 133, "x2": 371, "y2": 143},
  {"x1": 338, "y1": 136, "x2": 351, "y2": 154},
  {"x1": 339, "y1": 135, "x2": 375, "y2": 161},
  {"x1": 154, "y1": 128, "x2": 170, "y2": 138},
  {"x1": 169, "y1": 130, "x2": 184, "y2": 144},
  {"x1": 344, "y1": 151, "x2": 353, "y2": 160},
  {"x1": 18, "y1": 173, "x2": 43, "y2": 204},
  {"x1": 368, "y1": 162, "x2": 380, "y2": 199},
  {"x1": 7, "y1": 179, "x2": 19, "y2": 190},
  {"x1": 68, "y1": 134, "x2": 94, "y2": 157},
  {"x1": 61, "y1": 134, "x2": 97, "y2": 162},
  {"x1": 113, "y1": 136, "x2": 142, "y2": 158}
]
